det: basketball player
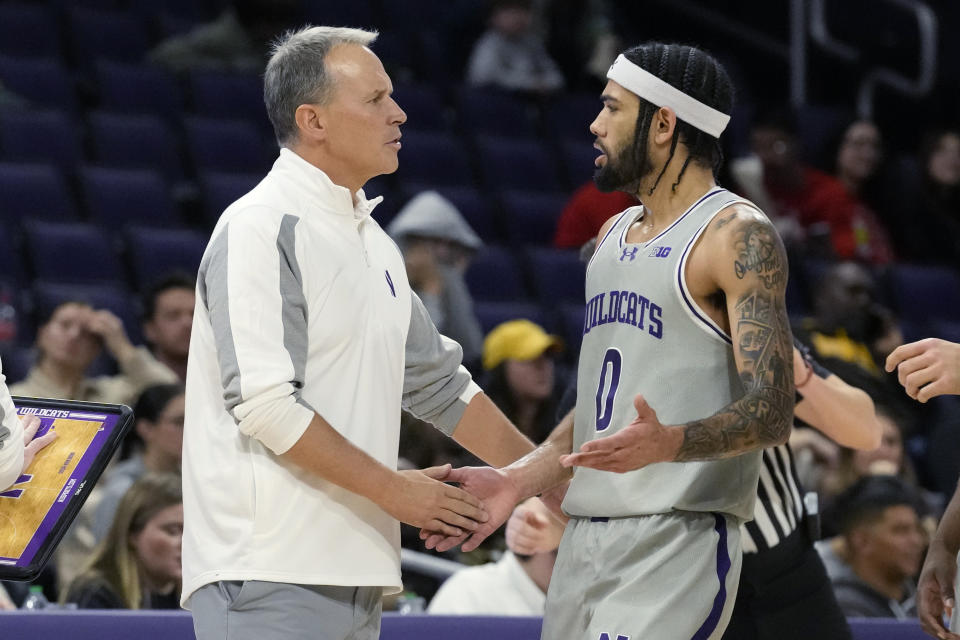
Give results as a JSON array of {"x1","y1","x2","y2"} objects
[
  {"x1": 506, "y1": 340, "x2": 882, "y2": 640},
  {"x1": 887, "y1": 338, "x2": 960, "y2": 639},
  {"x1": 181, "y1": 26, "x2": 536, "y2": 640},
  {"x1": 0, "y1": 362, "x2": 55, "y2": 492},
  {"x1": 430, "y1": 42, "x2": 795, "y2": 639}
]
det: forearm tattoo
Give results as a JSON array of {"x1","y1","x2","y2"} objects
[{"x1": 676, "y1": 218, "x2": 794, "y2": 462}]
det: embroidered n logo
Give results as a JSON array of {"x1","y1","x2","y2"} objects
[{"x1": 384, "y1": 270, "x2": 396, "y2": 297}]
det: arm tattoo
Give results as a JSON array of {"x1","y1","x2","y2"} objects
[{"x1": 676, "y1": 218, "x2": 794, "y2": 462}]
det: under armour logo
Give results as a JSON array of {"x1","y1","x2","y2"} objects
[
  {"x1": 620, "y1": 247, "x2": 639, "y2": 262},
  {"x1": 598, "y1": 633, "x2": 630, "y2": 640},
  {"x1": 384, "y1": 270, "x2": 396, "y2": 297}
]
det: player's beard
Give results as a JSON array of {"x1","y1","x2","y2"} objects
[{"x1": 593, "y1": 126, "x2": 651, "y2": 194}]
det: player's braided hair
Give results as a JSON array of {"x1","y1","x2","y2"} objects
[{"x1": 622, "y1": 43, "x2": 734, "y2": 195}]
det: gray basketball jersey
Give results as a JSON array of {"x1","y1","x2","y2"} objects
[{"x1": 563, "y1": 187, "x2": 762, "y2": 521}]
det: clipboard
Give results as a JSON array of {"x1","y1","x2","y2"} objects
[{"x1": 0, "y1": 397, "x2": 133, "y2": 580}]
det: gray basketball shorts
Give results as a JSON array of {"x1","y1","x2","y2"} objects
[
  {"x1": 189, "y1": 580, "x2": 382, "y2": 640},
  {"x1": 542, "y1": 511, "x2": 742, "y2": 640}
]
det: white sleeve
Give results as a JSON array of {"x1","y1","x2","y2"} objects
[
  {"x1": 197, "y1": 208, "x2": 315, "y2": 455},
  {"x1": 0, "y1": 360, "x2": 24, "y2": 492}
]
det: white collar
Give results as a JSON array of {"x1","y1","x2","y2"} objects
[{"x1": 274, "y1": 148, "x2": 384, "y2": 221}]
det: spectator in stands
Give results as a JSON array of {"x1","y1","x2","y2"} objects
[
  {"x1": 824, "y1": 476, "x2": 923, "y2": 619},
  {"x1": 11, "y1": 301, "x2": 178, "y2": 406},
  {"x1": 467, "y1": 0, "x2": 565, "y2": 94},
  {"x1": 142, "y1": 275, "x2": 195, "y2": 382},
  {"x1": 148, "y1": 0, "x2": 300, "y2": 73},
  {"x1": 427, "y1": 545, "x2": 556, "y2": 615},
  {"x1": 481, "y1": 320, "x2": 562, "y2": 443},
  {"x1": 828, "y1": 119, "x2": 895, "y2": 260},
  {"x1": 387, "y1": 191, "x2": 484, "y2": 367},
  {"x1": 734, "y1": 110, "x2": 893, "y2": 263},
  {"x1": 92, "y1": 384, "x2": 185, "y2": 543},
  {"x1": 793, "y1": 261, "x2": 902, "y2": 380},
  {"x1": 64, "y1": 472, "x2": 183, "y2": 610},
  {"x1": 553, "y1": 180, "x2": 638, "y2": 249},
  {"x1": 895, "y1": 129, "x2": 960, "y2": 266}
]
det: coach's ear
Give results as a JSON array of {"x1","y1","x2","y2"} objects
[
  {"x1": 294, "y1": 103, "x2": 328, "y2": 143},
  {"x1": 652, "y1": 106, "x2": 678, "y2": 145}
]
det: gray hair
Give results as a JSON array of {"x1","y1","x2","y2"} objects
[{"x1": 264, "y1": 25, "x2": 378, "y2": 146}]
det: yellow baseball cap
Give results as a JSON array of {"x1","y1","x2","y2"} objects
[{"x1": 482, "y1": 319, "x2": 563, "y2": 370}]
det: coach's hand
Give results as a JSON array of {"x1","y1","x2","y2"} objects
[
  {"x1": 386, "y1": 465, "x2": 488, "y2": 538},
  {"x1": 420, "y1": 465, "x2": 520, "y2": 553},
  {"x1": 918, "y1": 538, "x2": 960, "y2": 640},
  {"x1": 559, "y1": 394, "x2": 679, "y2": 472},
  {"x1": 21, "y1": 414, "x2": 57, "y2": 474}
]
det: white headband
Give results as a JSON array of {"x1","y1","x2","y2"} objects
[{"x1": 607, "y1": 54, "x2": 730, "y2": 138}]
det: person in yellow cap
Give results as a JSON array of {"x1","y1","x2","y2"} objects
[{"x1": 482, "y1": 320, "x2": 563, "y2": 443}]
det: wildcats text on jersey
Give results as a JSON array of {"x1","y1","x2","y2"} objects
[{"x1": 583, "y1": 289, "x2": 663, "y2": 338}]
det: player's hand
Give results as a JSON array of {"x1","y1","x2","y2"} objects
[
  {"x1": 917, "y1": 539, "x2": 960, "y2": 640},
  {"x1": 886, "y1": 338, "x2": 960, "y2": 403},
  {"x1": 420, "y1": 465, "x2": 521, "y2": 553},
  {"x1": 559, "y1": 394, "x2": 678, "y2": 472},
  {"x1": 384, "y1": 465, "x2": 488, "y2": 538},
  {"x1": 506, "y1": 497, "x2": 565, "y2": 555},
  {"x1": 21, "y1": 415, "x2": 57, "y2": 473}
]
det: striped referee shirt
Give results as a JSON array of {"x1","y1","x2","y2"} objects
[{"x1": 741, "y1": 350, "x2": 831, "y2": 554}]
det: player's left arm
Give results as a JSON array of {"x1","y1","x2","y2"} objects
[
  {"x1": 559, "y1": 207, "x2": 792, "y2": 472},
  {"x1": 673, "y1": 206, "x2": 794, "y2": 461}
]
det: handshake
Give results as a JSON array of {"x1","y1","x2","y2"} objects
[{"x1": 387, "y1": 464, "x2": 523, "y2": 554}]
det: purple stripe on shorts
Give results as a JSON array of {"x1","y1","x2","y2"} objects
[{"x1": 691, "y1": 513, "x2": 731, "y2": 640}]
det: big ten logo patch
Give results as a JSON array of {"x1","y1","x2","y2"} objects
[
  {"x1": 598, "y1": 634, "x2": 630, "y2": 640},
  {"x1": 648, "y1": 245, "x2": 672, "y2": 258}
]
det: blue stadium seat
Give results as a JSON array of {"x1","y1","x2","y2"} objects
[
  {"x1": 476, "y1": 136, "x2": 562, "y2": 191},
  {"x1": 184, "y1": 116, "x2": 273, "y2": 173},
  {"x1": 0, "y1": 56, "x2": 77, "y2": 112},
  {"x1": 23, "y1": 221, "x2": 125, "y2": 284},
  {"x1": 560, "y1": 302, "x2": 586, "y2": 358},
  {"x1": 499, "y1": 190, "x2": 566, "y2": 246},
  {"x1": 187, "y1": 70, "x2": 267, "y2": 125},
  {"x1": 474, "y1": 301, "x2": 547, "y2": 335},
  {"x1": 393, "y1": 130, "x2": 475, "y2": 187},
  {"x1": 302, "y1": 0, "x2": 378, "y2": 30},
  {"x1": 560, "y1": 139, "x2": 599, "y2": 188},
  {"x1": 543, "y1": 93, "x2": 598, "y2": 143},
  {"x1": 391, "y1": 84, "x2": 448, "y2": 131},
  {"x1": 125, "y1": 226, "x2": 207, "y2": 289},
  {"x1": 80, "y1": 167, "x2": 179, "y2": 229},
  {"x1": 0, "y1": 163, "x2": 77, "y2": 222},
  {"x1": 0, "y1": 345, "x2": 35, "y2": 384},
  {"x1": 67, "y1": 8, "x2": 150, "y2": 65},
  {"x1": 0, "y1": 221, "x2": 25, "y2": 288},
  {"x1": 0, "y1": 109, "x2": 82, "y2": 172},
  {"x1": 888, "y1": 264, "x2": 960, "y2": 324},
  {"x1": 87, "y1": 111, "x2": 183, "y2": 181},
  {"x1": 465, "y1": 245, "x2": 526, "y2": 302},
  {"x1": 0, "y1": 5, "x2": 62, "y2": 58},
  {"x1": 525, "y1": 247, "x2": 585, "y2": 303},
  {"x1": 95, "y1": 61, "x2": 183, "y2": 119},
  {"x1": 457, "y1": 89, "x2": 539, "y2": 139},
  {"x1": 198, "y1": 171, "x2": 263, "y2": 226}
]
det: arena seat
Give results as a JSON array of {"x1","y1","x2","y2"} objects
[
  {"x1": 95, "y1": 61, "x2": 183, "y2": 120},
  {"x1": 187, "y1": 70, "x2": 266, "y2": 124},
  {"x1": 465, "y1": 245, "x2": 526, "y2": 302},
  {"x1": 0, "y1": 56, "x2": 77, "y2": 112},
  {"x1": 457, "y1": 88, "x2": 539, "y2": 139},
  {"x1": 124, "y1": 226, "x2": 207, "y2": 290},
  {"x1": 0, "y1": 109, "x2": 82, "y2": 173},
  {"x1": 525, "y1": 247, "x2": 585, "y2": 303},
  {"x1": 0, "y1": 162, "x2": 78, "y2": 222},
  {"x1": 87, "y1": 112, "x2": 184, "y2": 182},
  {"x1": 0, "y1": 5, "x2": 62, "y2": 58},
  {"x1": 476, "y1": 136, "x2": 562, "y2": 192},
  {"x1": 183, "y1": 117, "x2": 272, "y2": 174},
  {"x1": 80, "y1": 166, "x2": 179, "y2": 229},
  {"x1": 392, "y1": 130, "x2": 476, "y2": 187},
  {"x1": 474, "y1": 300, "x2": 547, "y2": 335},
  {"x1": 23, "y1": 221, "x2": 124, "y2": 284},
  {"x1": 499, "y1": 189, "x2": 567, "y2": 246}
]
